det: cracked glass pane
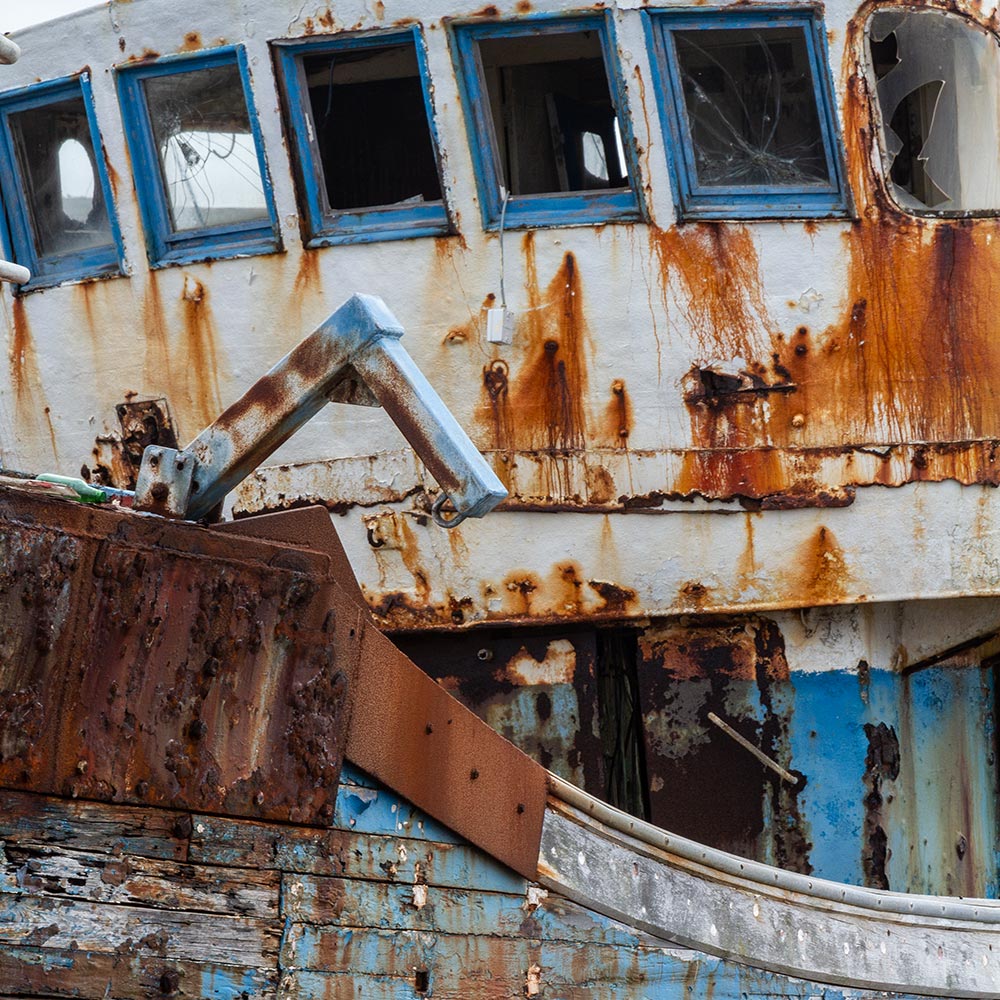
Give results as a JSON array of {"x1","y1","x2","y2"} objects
[
  {"x1": 869, "y1": 9, "x2": 1000, "y2": 213},
  {"x1": 144, "y1": 63, "x2": 267, "y2": 232},
  {"x1": 673, "y1": 27, "x2": 830, "y2": 187},
  {"x1": 301, "y1": 42, "x2": 443, "y2": 213},
  {"x1": 9, "y1": 95, "x2": 113, "y2": 257}
]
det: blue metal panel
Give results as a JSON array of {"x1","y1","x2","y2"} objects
[
  {"x1": 449, "y1": 12, "x2": 646, "y2": 231},
  {"x1": 0, "y1": 74, "x2": 124, "y2": 289},
  {"x1": 643, "y1": 7, "x2": 850, "y2": 220},
  {"x1": 116, "y1": 46, "x2": 280, "y2": 267},
  {"x1": 272, "y1": 28, "x2": 452, "y2": 247}
]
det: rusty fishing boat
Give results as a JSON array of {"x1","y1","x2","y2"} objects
[{"x1": 3, "y1": 0, "x2": 1000, "y2": 996}]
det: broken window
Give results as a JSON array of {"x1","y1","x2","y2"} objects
[
  {"x1": 868, "y1": 10, "x2": 1000, "y2": 214},
  {"x1": 452, "y1": 16, "x2": 642, "y2": 228},
  {"x1": 0, "y1": 75, "x2": 121, "y2": 287},
  {"x1": 117, "y1": 47, "x2": 278, "y2": 265},
  {"x1": 274, "y1": 29, "x2": 449, "y2": 245},
  {"x1": 648, "y1": 11, "x2": 847, "y2": 219}
]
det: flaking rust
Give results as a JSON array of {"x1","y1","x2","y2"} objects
[{"x1": 0, "y1": 487, "x2": 362, "y2": 826}]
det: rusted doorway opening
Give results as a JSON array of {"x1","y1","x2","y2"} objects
[
  {"x1": 394, "y1": 625, "x2": 650, "y2": 817},
  {"x1": 596, "y1": 628, "x2": 650, "y2": 820}
]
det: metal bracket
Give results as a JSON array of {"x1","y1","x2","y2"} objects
[{"x1": 134, "y1": 293, "x2": 507, "y2": 524}]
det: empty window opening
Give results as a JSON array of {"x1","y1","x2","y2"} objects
[
  {"x1": 478, "y1": 31, "x2": 630, "y2": 197},
  {"x1": 143, "y1": 63, "x2": 268, "y2": 232},
  {"x1": 302, "y1": 43, "x2": 442, "y2": 212},
  {"x1": 9, "y1": 96, "x2": 112, "y2": 258},
  {"x1": 868, "y1": 9, "x2": 1000, "y2": 213},
  {"x1": 672, "y1": 27, "x2": 830, "y2": 187}
]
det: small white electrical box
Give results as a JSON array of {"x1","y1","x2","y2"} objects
[{"x1": 486, "y1": 306, "x2": 515, "y2": 345}]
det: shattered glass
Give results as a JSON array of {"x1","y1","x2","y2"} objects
[
  {"x1": 869, "y1": 10, "x2": 1000, "y2": 213},
  {"x1": 144, "y1": 64, "x2": 267, "y2": 232},
  {"x1": 673, "y1": 27, "x2": 830, "y2": 188},
  {"x1": 9, "y1": 95, "x2": 113, "y2": 257}
]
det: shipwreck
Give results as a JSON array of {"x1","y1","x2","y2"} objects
[{"x1": 2, "y1": 0, "x2": 1000, "y2": 995}]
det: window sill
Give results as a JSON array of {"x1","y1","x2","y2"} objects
[
  {"x1": 15, "y1": 258, "x2": 123, "y2": 293},
  {"x1": 304, "y1": 204, "x2": 452, "y2": 248},
  {"x1": 149, "y1": 231, "x2": 281, "y2": 269},
  {"x1": 482, "y1": 190, "x2": 642, "y2": 231}
]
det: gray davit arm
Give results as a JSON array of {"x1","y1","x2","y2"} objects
[{"x1": 134, "y1": 294, "x2": 507, "y2": 525}]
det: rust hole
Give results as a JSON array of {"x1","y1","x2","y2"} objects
[{"x1": 414, "y1": 969, "x2": 430, "y2": 994}]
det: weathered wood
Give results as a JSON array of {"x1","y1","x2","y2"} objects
[
  {"x1": 0, "y1": 789, "x2": 187, "y2": 861},
  {"x1": 189, "y1": 813, "x2": 524, "y2": 893},
  {"x1": 282, "y1": 873, "x2": 662, "y2": 948},
  {"x1": 0, "y1": 896, "x2": 278, "y2": 966},
  {"x1": 1, "y1": 843, "x2": 278, "y2": 918},
  {"x1": 334, "y1": 780, "x2": 462, "y2": 844},
  {"x1": 280, "y1": 932, "x2": 926, "y2": 1000},
  {"x1": 0, "y1": 945, "x2": 277, "y2": 999}
]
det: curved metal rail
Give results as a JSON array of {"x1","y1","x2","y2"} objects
[{"x1": 542, "y1": 773, "x2": 1000, "y2": 997}]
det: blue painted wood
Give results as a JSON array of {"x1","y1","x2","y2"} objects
[
  {"x1": 643, "y1": 7, "x2": 850, "y2": 220},
  {"x1": 272, "y1": 28, "x2": 452, "y2": 247},
  {"x1": 189, "y1": 814, "x2": 526, "y2": 894},
  {"x1": 282, "y1": 930, "x2": 931, "y2": 999},
  {"x1": 0, "y1": 74, "x2": 124, "y2": 289},
  {"x1": 116, "y1": 46, "x2": 280, "y2": 268},
  {"x1": 448, "y1": 12, "x2": 645, "y2": 231}
]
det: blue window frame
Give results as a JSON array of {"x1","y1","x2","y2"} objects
[
  {"x1": 645, "y1": 8, "x2": 848, "y2": 219},
  {"x1": 0, "y1": 74, "x2": 123, "y2": 289},
  {"x1": 273, "y1": 28, "x2": 451, "y2": 246},
  {"x1": 117, "y1": 47, "x2": 279, "y2": 267},
  {"x1": 450, "y1": 14, "x2": 644, "y2": 230}
]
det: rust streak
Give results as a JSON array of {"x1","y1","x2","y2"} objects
[{"x1": 180, "y1": 276, "x2": 223, "y2": 428}]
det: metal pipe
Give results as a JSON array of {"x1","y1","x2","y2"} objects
[
  {"x1": 0, "y1": 36, "x2": 21, "y2": 65},
  {"x1": 707, "y1": 711, "x2": 800, "y2": 786},
  {"x1": 0, "y1": 260, "x2": 30, "y2": 285}
]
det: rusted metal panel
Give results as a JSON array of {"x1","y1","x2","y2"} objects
[
  {"x1": 0, "y1": 485, "x2": 549, "y2": 878},
  {"x1": 0, "y1": 486, "x2": 363, "y2": 825},
  {"x1": 345, "y1": 622, "x2": 548, "y2": 880},
  {"x1": 394, "y1": 628, "x2": 605, "y2": 794},
  {"x1": 636, "y1": 616, "x2": 811, "y2": 871}
]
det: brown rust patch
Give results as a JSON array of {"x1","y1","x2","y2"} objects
[
  {"x1": 638, "y1": 616, "x2": 810, "y2": 868},
  {"x1": 142, "y1": 273, "x2": 171, "y2": 403},
  {"x1": 604, "y1": 378, "x2": 632, "y2": 446},
  {"x1": 293, "y1": 250, "x2": 322, "y2": 299},
  {"x1": 584, "y1": 464, "x2": 615, "y2": 505},
  {"x1": 515, "y1": 0, "x2": 532, "y2": 10},
  {"x1": 510, "y1": 248, "x2": 589, "y2": 452},
  {"x1": 179, "y1": 31, "x2": 202, "y2": 52},
  {"x1": 10, "y1": 297, "x2": 45, "y2": 424},
  {"x1": 649, "y1": 224, "x2": 772, "y2": 361},
  {"x1": 798, "y1": 525, "x2": 848, "y2": 606},
  {"x1": 180, "y1": 276, "x2": 223, "y2": 427},
  {"x1": 654, "y1": 11, "x2": 1000, "y2": 501}
]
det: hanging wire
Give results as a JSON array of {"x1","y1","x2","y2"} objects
[{"x1": 498, "y1": 185, "x2": 510, "y2": 309}]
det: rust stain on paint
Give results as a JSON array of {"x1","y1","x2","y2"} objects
[
  {"x1": 510, "y1": 242, "x2": 590, "y2": 453},
  {"x1": 10, "y1": 298, "x2": 44, "y2": 421},
  {"x1": 143, "y1": 273, "x2": 171, "y2": 402},
  {"x1": 180, "y1": 276, "x2": 223, "y2": 427}
]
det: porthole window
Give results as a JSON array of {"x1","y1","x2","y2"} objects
[
  {"x1": 646, "y1": 9, "x2": 848, "y2": 219},
  {"x1": 868, "y1": 9, "x2": 1000, "y2": 214},
  {"x1": 117, "y1": 47, "x2": 279, "y2": 266},
  {"x1": 451, "y1": 14, "x2": 644, "y2": 229},
  {"x1": 0, "y1": 75, "x2": 122, "y2": 288},
  {"x1": 273, "y1": 28, "x2": 450, "y2": 246}
]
